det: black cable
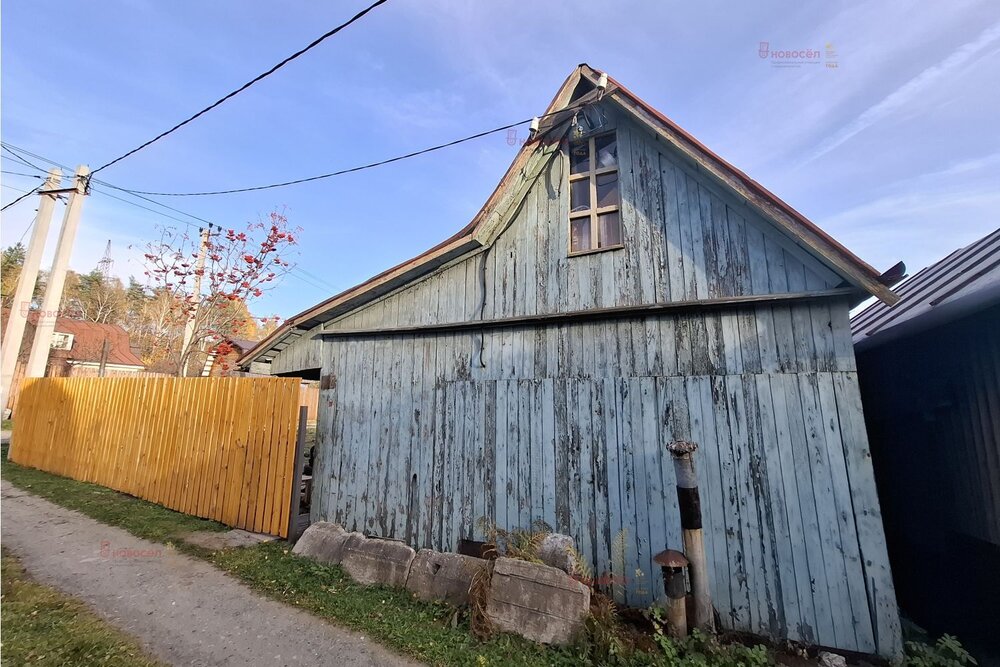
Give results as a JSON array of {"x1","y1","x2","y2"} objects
[
  {"x1": 90, "y1": 0, "x2": 390, "y2": 175},
  {"x1": 113, "y1": 102, "x2": 587, "y2": 197},
  {"x1": 0, "y1": 170, "x2": 43, "y2": 178},
  {"x1": 16, "y1": 214, "x2": 39, "y2": 244},
  {"x1": 1, "y1": 185, "x2": 43, "y2": 211},
  {"x1": 2, "y1": 145, "x2": 49, "y2": 173},
  {"x1": 86, "y1": 186, "x2": 337, "y2": 292}
]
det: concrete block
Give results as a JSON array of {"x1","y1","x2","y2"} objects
[
  {"x1": 291, "y1": 522, "x2": 363, "y2": 565},
  {"x1": 537, "y1": 533, "x2": 576, "y2": 573},
  {"x1": 341, "y1": 537, "x2": 416, "y2": 587},
  {"x1": 405, "y1": 549, "x2": 486, "y2": 606},
  {"x1": 486, "y1": 557, "x2": 590, "y2": 645}
]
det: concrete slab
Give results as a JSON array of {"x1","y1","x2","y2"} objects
[
  {"x1": 292, "y1": 522, "x2": 363, "y2": 565},
  {"x1": 485, "y1": 557, "x2": 590, "y2": 645},
  {"x1": 537, "y1": 533, "x2": 576, "y2": 573},
  {"x1": 405, "y1": 549, "x2": 486, "y2": 606},
  {"x1": 341, "y1": 537, "x2": 415, "y2": 587}
]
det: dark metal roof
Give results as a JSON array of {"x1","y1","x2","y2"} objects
[{"x1": 852, "y1": 227, "x2": 1000, "y2": 350}]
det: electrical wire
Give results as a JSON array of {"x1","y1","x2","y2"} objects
[
  {"x1": 2, "y1": 145, "x2": 49, "y2": 173},
  {"x1": 90, "y1": 0, "x2": 390, "y2": 175},
  {"x1": 16, "y1": 214, "x2": 39, "y2": 244},
  {"x1": 1, "y1": 148, "x2": 334, "y2": 297},
  {"x1": 1, "y1": 170, "x2": 44, "y2": 179},
  {"x1": 109, "y1": 101, "x2": 588, "y2": 197},
  {"x1": 1, "y1": 184, "x2": 43, "y2": 211}
]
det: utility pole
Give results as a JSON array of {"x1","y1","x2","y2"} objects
[
  {"x1": 1, "y1": 168, "x2": 63, "y2": 414},
  {"x1": 24, "y1": 165, "x2": 90, "y2": 379},
  {"x1": 180, "y1": 225, "x2": 210, "y2": 376}
]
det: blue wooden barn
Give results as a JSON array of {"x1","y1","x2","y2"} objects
[{"x1": 241, "y1": 65, "x2": 903, "y2": 657}]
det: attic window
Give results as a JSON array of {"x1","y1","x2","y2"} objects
[
  {"x1": 569, "y1": 132, "x2": 621, "y2": 255},
  {"x1": 51, "y1": 332, "x2": 74, "y2": 351}
]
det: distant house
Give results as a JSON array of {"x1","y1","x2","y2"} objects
[
  {"x1": 240, "y1": 65, "x2": 904, "y2": 655},
  {"x1": 42, "y1": 317, "x2": 146, "y2": 376},
  {"x1": 852, "y1": 227, "x2": 1000, "y2": 646},
  {"x1": 1, "y1": 311, "x2": 145, "y2": 412}
]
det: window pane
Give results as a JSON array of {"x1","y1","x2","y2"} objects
[
  {"x1": 570, "y1": 217, "x2": 592, "y2": 253},
  {"x1": 570, "y1": 179, "x2": 590, "y2": 213},
  {"x1": 598, "y1": 211, "x2": 622, "y2": 247},
  {"x1": 569, "y1": 141, "x2": 590, "y2": 174},
  {"x1": 595, "y1": 134, "x2": 617, "y2": 168},
  {"x1": 596, "y1": 171, "x2": 619, "y2": 208}
]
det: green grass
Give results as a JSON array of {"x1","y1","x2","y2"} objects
[
  {"x1": 1, "y1": 550, "x2": 162, "y2": 667},
  {"x1": 1, "y1": 445, "x2": 226, "y2": 544},
  {"x1": 1, "y1": 418, "x2": 12, "y2": 431},
  {"x1": 1, "y1": 447, "x2": 776, "y2": 667},
  {"x1": 0, "y1": 447, "x2": 578, "y2": 665},
  {"x1": 210, "y1": 542, "x2": 583, "y2": 666}
]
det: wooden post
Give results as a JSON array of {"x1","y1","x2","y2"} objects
[
  {"x1": 97, "y1": 338, "x2": 110, "y2": 377},
  {"x1": 285, "y1": 405, "x2": 308, "y2": 542}
]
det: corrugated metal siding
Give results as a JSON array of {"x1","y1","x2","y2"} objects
[
  {"x1": 310, "y1": 110, "x2": 900, "y2": 656},
  {"x1": 852, "y1": 226, "x2": 1000, "y2": 342}
]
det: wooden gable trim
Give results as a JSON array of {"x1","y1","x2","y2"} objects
[
  {"x1": 577, "y1": 65, "x2": 897, "y2": 305},
  {"x1": 242, "y1": 64, "x2": 897, "y2": 367}
]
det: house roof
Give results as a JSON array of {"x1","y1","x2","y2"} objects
[
  {"x1": 240, "y1": 64, "x2": 900, "y2": 369},
  {"x1": 50, "y1": 317, "x2": 145, "y2": 367},
  {"x1": 852, "y1": 227, "x2": 1000, "y2": 351},
  {"x1": 15, "y1": 312, "x2": 146, "y2": 367}
]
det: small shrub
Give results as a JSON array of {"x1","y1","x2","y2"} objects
[{"x1": 904, "y1": 634, "x2": 977, "y2": 667}]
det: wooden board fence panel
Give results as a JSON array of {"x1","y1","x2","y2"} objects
[{"x1": 10, "y1": 376, "x2": 301, "y2": 537}]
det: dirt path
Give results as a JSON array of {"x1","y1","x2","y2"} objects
[{"x1": 1, "y1": 481, "x2": 419, "y2": 667}]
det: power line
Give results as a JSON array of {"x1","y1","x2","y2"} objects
[
  {"x1": 2, "y1": 144, "x2": 49, "y2": 173},
  {"x1": 16, "y1": 214, "x2": 39, "y2": 245},
  {"x1": 85, "y1": 186, "x2": 337, "y2": 292},
  {"x1": 90, "y1": 0, "x2": 389, "y2": 175},
  {"x1": 1, "y1": 170, "x2": 44, "y2": 178},
  {"x1": 110, "y1": 103, "x2": 587, "y2": 197},
  {"x1": 1, "y1": 184, "x2": 43, "y2": 211}
]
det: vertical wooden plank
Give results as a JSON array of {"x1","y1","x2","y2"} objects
[
  {"x1": 798, "y1": 373, "x2": 855, "y2": 648},
  {"x1": 832, "y1": 372, "x2": 903, "y2": 656},
  {"x1": 782, "y1": 373, "x2": 836, "y2": 646},
  {"x1": 816, "y1": 373, "x2": 875, "y2": 652}
]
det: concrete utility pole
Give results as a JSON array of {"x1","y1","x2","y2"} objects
[
  {"x1": 180, "y1": 225, "x2": 210, "y2": 376},
  {"x1": 25, "y1": 165, "x2": 90, "y2": 379},
  {"x1": 1, "y1": 168, "x2": 63, "y2": 413}
]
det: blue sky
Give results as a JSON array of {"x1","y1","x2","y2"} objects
[{"x1": 2, "y1": 1, "x2": 998, "y2": 320}]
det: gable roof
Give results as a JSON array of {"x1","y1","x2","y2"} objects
[
  {"x1": 852, "y1": 227, "x2": 1000, "y2": 351},
  {"x1": 241, "y1": 64, "x2": 899, "y2": 368}
]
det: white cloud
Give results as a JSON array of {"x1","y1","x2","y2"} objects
[{"x1": 805, "y1": 19, "x2": 1000, "y2": 162}]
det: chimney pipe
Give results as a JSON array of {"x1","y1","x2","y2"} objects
[
  {"x1": 667, "y1": 440, "x2": 713, "y2": 631},
  {"x1": 654, "y1": 548, "x2": 689, "y2": 637}
]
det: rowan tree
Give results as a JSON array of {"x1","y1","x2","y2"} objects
[{"x1": 140, "y1": 211, "x2": 299, "y2": 376}]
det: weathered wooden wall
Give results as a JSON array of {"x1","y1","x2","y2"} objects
[
  {"x1": 304, "y1": 107, "x2": 900, "y2": 655},
  {"x1": 11, "y1": 376, "x2": 301, "y2": 537}
]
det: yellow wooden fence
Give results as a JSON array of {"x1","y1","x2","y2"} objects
[{"x1": 10, "y1": 376, "x2": 301, "y2": 537}]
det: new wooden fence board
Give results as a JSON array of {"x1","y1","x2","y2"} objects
[{"x1": 11, "y1": 377, "x2": 300, "y2": 537}]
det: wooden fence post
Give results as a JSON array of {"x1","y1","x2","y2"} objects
[{"x1": 285, "y1": 405, "x2": 309, "y2": 543}]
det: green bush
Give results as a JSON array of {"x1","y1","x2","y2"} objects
[{"x1": 904, "y1": 635, "x2": 977, "y2": 667}]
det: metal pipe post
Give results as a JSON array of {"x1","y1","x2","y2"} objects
[{"x1": 667, "y1": 440, "x2": 713, "y2": 631}]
